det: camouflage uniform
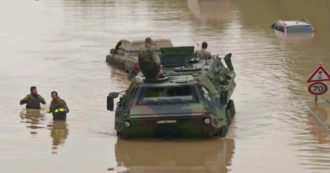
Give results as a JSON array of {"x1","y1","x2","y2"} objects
[
  {"x1": 20, "y1": 94, "x2": 46, "y2": 109},
  {"x1": 194, "y1": 49, "x2": 212, "y2": 60},
  {"x1": 49, "y1": 98, "x2": 69, "y2": 120},
  {"x1": 138, "y1": 47, "x2": 160, "y2": 80}
]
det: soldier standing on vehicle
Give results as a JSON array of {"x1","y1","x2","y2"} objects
[
  {"x1": 138, "y1": 37, "x2": 161, "y2": 80},
  {"x1": 47, "y1": 91, "x2": 69, "y2": 120},
  {"x1": 20, "y1": 86, "x2": 46, "y2": 109},
  {"x1": 194, "y1": 42, "x2": 212, "y2": 60}
]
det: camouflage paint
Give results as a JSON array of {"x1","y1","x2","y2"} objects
[{"x1": 109, "y1": 49, "x2": 236, "y2": 138}]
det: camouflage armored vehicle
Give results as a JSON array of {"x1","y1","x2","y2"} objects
[
  {"x1": 107, "y1": 46, "x2": 236, "y2": 138},
  {"x1": 106, "y1": 38, "x2": 173, "y2": 74}
]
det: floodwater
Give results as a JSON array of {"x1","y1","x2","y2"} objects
[{"x1": 0, "y1": 0, "x2": 330, "y2": 172}]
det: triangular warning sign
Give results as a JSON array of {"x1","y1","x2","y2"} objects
[{"x1": 307, "y1": 65, "x2": 330, "y2": 83}]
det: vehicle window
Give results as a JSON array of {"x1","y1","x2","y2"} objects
[
  {"x1": 274, "y1": 23, "x2": 280, "y2": 30},
  {"x1": 271, "y1": 23, "x2": 275, "y2": 29},
  {"x1": 287, "y1": 25, "x2": 313, "y2": 33},
  {"x1": 137, "y1": 86, "x2": 198, "y2": 105},
  {"x1": 118, "y1": 48, "x2": 125, "y2": 55},
  {"x1": 278, "y1": 26, "x2": 284, "y2": 32},
  {"x1": 201, "y1": 87, "x2": 211, "y2": 103}
]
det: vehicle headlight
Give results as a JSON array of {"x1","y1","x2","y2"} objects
[
  {"x1": 124, "y1": 121, "x2": 130, "y2": 128},
  {"x1": 203, "y1": 118, "x2": 211, "y2": 125}
]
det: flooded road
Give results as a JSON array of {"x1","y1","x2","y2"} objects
[{"x1": 0, "y1": 0, "x2": 330, "y2": 172}]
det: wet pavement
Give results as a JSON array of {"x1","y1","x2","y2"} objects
[{"x1": 0, "y1": 0, "x2": 330, "y2": 172}]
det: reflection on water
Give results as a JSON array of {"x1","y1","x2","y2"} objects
[
  {"x1": 115, "y1": 139, "x2": 234, "y2": 173},
  {"x1": 187, "y1": 0, "x2": 232, "y2": 22},
  {"x1": 307, "y1": 105, "x2": 329, "y2": 143},
  {"x1": 294, "y1": 103, "x2": 330, "y2": 171},
  {"x1": 274, "y1": 31, "x2": 314, "y2": 41},
  {"x1": 47, "y1": 121, "x2": 69, "y2": 154},
  {"x1": 18, "y1": 109, "x2": 69, "y2": 154},
  {"x1": 19, "y1": 109, "x2": 45, "y2": 134}
]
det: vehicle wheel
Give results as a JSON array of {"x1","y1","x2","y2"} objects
[
  {"x1": 218, "y1": 124, "x2": 228, "y2": 137},
  {"x1": 228, "y1": 100, "x2": 236, "y2": 117},
  {"x1": 226, "y1": 109, "x2": 232, "y2": 125}
]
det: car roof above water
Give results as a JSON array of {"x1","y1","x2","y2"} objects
[
  {"x1": 276, "y1": 20, "x2": 311, "y2": 27},
  {"x1": 272, "y1": 19, "x2": 315, "y2": 33}
]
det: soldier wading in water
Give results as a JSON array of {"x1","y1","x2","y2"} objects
[
  {"x1": 20, "y1": 86, "x2": 46, "y2": 109},
  {"x1": 47, "y1": 91, "x2": 69, "y2": 120}
]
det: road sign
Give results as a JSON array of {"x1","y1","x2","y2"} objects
[
  {"x1": 308, "y1": 82, "x2": 328, "y2": 95},
  {"x1": 307, "y1": 65, "x2": 330, "y2": 83}
]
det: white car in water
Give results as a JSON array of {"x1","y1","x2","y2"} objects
[{"x1": 271, "y1": 19, "x2": 315, "y2": 34}]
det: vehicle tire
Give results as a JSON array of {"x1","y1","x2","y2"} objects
[
  {"x1": 226, "y1": 109, "x2": 232, "y2": 125},
  {"x1": 218, "y1": 123, "x2": 228, "y2": 137},
  {"x1": 228, "y1": 100, "x2": 236, "y2": 117}
]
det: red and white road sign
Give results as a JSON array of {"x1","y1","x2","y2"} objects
[
  {"x1": 308, "y1": 82, "x2": 328, "y2": 95},
  {"x1": 307, "y1": 65, "x2": 330, "y2": 83}
]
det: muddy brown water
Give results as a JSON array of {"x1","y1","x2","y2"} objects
[{"x1": 0, "y1": 0, "x2": 330, "y2": 172}]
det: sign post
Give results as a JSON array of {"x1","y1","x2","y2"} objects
[{"x1": 306, "y1": 64, "x2": 330, "y2": 103}]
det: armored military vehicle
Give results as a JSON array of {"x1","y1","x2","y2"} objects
[
  {"x1": 107, "y1": 46, "x2": 236, "y2": 138},
  {"x1": 106, "y1": 38, "x2": 173, "y2": 74}
]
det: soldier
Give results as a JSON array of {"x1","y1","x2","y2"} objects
[
  {"x1": 47, "y1": 91, "x2": 69, "y2": 120},
  {"x1": 194, "y1": 42, "x2": 212, "y2": 60},
  {"x1": 138, "y1": 37, "x2": 161, "y2": 80},
  {"x1": 20, "y1": 86, "x2": 46, "y2": 109}
]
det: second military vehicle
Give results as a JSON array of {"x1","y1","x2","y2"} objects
[
  {"x1": 106, "y1": 38, "x2": 173, "y2": 74},
  {"x1": 107, "y1": 46, "x2": 236, "y2": 138}
]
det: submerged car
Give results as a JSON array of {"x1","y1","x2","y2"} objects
[
  {"x1": 271, "y1": 19, "x2": 315, "y2": 33},
  {"x1": 106, "y1": 38, "x2": 173, "y2": 74},
  {"x1": 107, "y1": 46, "x2": 236, "y2": 138}
]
